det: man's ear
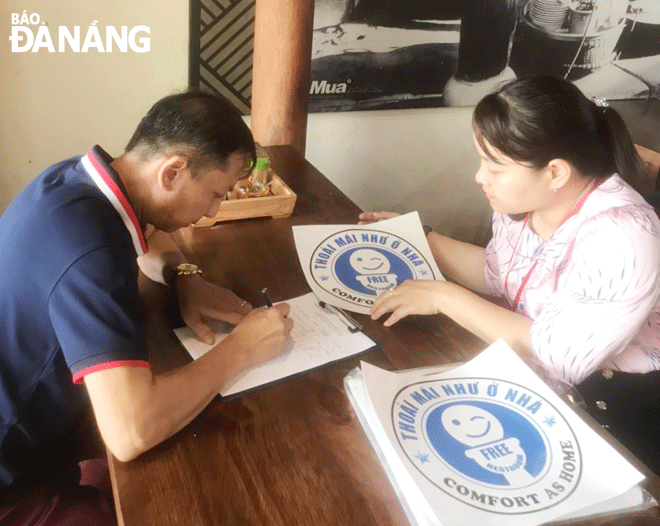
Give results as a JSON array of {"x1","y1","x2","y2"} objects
[
  {"x1": 545, "y1": 158, "x2": 573, "y2": 192},
  {"x1": 157, "y1": 155, "x2": 189, "y2": 191}
]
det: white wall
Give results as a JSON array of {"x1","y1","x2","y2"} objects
[
  {"x1": 1, "y1": 1, "x2": 489, "y2": 244},
  {"x1": 305, "y1": 108, "x2": 489, "y2": 245},
  {"x1": 0, "y1": 0, "x2": 189, "y2": 211}
]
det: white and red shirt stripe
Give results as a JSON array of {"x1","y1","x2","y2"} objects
[
  {"x1": 72, "y1": 146, "x2": 150, "y2": 383},
  {"x1": 81, "y1": 146, "x2": 147, "y2": 256}
]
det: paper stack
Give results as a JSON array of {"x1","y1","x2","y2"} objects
[{"x1": 345, "y1": 340, "x2": 653, "y2": 526}]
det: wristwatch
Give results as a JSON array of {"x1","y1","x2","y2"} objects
[{"x1": 176, "y1": 263, "x2": 202, "y2": 276}]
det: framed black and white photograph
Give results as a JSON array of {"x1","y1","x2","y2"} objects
[
  {"x1": 188, "y1": 0, "x2": 660, "y2": 112},
  {"x1": 308, "y1": 0, "x2": 660, "y2": 111}
]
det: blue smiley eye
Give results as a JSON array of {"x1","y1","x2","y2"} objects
[
  {"x1": 452, "y1": 419, "x2": 460, "y2": 426},
  {"x1": 357, "y1": 258, "x2": 363, "y2": 261}
]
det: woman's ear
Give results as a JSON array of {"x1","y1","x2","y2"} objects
[
  {"x1": 546, "y1": 158, "x2": 573, "y2": 192},
  {"x1": 157, "y1": 155, "x2": 189, "y2": 191}
]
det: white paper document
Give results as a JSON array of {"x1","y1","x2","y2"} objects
[
  {"x1": 350, "y1": 340, "x2": 645, "y2": 526},
  {"x1": 292, "y1": 212, "x2": 444, "y2": 314},
  {"x1": 174, "y1": 292, "x2": 377, "y2": 398}
]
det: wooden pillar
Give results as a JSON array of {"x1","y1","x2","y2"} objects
[{"x1": 251, "y1": 0, "x2": 315, "y2": 156}]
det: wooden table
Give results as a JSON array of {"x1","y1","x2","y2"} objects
[{"x1": 109, "y1": 146, "x2": 660, "y2": 526}]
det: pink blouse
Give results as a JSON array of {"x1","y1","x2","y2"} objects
[{"x1": 485, "y1": 175, "x2": 660, "y2": 384}]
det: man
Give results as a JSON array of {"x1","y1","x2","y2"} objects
[{"x1": 0, "y1": 92, "x2": 293, "y2": 524}]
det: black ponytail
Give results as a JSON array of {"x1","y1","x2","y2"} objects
[
  {"x1": 597, "y1": 105, "x2": 645, "y2": 192},
  {"x1": 473, "y1": 75, "x2": 645, "y2": 193}
]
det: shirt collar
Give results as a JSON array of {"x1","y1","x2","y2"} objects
[{"x1": 80, "y1": 145, "x2": 147, "y2": 256}]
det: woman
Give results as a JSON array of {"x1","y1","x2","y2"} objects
[{"x1": 361, "y1": 75, "x2": 660, "y2": 474}]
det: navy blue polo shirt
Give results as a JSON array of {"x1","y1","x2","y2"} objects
[{"x1": 0, "y1": 146, "x2": 150, "y2": 487}]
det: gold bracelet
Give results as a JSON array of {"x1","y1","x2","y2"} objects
[{"x1": 176, "y1": 263, "x2": 202, "y2": 276}]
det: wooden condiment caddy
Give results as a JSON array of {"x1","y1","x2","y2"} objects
[{"x1": 193, "y1": 168, "x2": 296, "y2": 227}]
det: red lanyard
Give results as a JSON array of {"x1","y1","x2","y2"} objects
[
  {"x1": 506, "y1": 180, "x2": 602, "y2": 313},
  {"x1": 507, "y1": 214, "x2": 538, "y2": 312}
]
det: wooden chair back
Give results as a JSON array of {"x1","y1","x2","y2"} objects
[{"x1": 636, "y1": 144, "x2": 660, "y2": 193}]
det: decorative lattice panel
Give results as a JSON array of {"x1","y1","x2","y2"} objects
[{"x1": 190, "y1": 0, "x2": 255, "y2": 114}]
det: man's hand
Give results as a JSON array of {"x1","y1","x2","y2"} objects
[
  {"x1": 228, "y1": 303, "x2": 294, "y2": 369},
  {"x1": 175, "y1": 273, "x2": 252, "y2": 344},
  {"x1": 85, "y1": 302, "x2": 294, "y2": 461}
]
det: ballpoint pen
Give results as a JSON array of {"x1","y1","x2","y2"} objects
[
  {"x1": 318, "y1": 300, "x2": 363, "y2": 333},
  {"x1": 261, "y1": 287, "x2": 273, "y2": 307}
]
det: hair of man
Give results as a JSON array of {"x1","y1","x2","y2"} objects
[{"x1": 125, "y1": 90, "x2": 256, "y2": 175}]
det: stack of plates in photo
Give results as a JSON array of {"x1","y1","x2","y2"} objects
[{"x1": 530, "y1": 0, "x2": 569, "y2": 31}]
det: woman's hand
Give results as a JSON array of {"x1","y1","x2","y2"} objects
[
  {"x1": 370, "y1": 279, "x2": 447, "y2": 327},
  {"x1": 175, "y1": 274, "x2": 252, "y2": 344},
  {"x1": 358, "y1": 211, "x2": 400, "y2": 224}
]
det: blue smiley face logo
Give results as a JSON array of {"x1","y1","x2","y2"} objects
[
  {"x1": 394, "y1": 379, "x2": 583, "y2": 513},
  {"x1": 334, "y1": 246, "x2": 414, "y2": 295},
  {"x1": 349, "y1": 248, "x2": 391, "y2": 274},
  {"x1": 425, "y1": 401, "x2": 548, "y2": 487}
]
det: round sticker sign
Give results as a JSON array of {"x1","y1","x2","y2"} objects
[
  {"x1": 393, "y1": 377, "x2": 582, "y2": 514},
  {"x1": 310, "y1": 228, "x2": 437, "y2": 308}
]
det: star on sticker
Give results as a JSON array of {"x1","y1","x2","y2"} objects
[
  {"x1": 319, "y1": 275, "x2": 329, "y2": 281},
  {"x1": 414, "y1": 452, "x2": 430, "y2": 464},
  {"x1": 542, "y1": 415, "x2": 557, "y2": 427}
]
